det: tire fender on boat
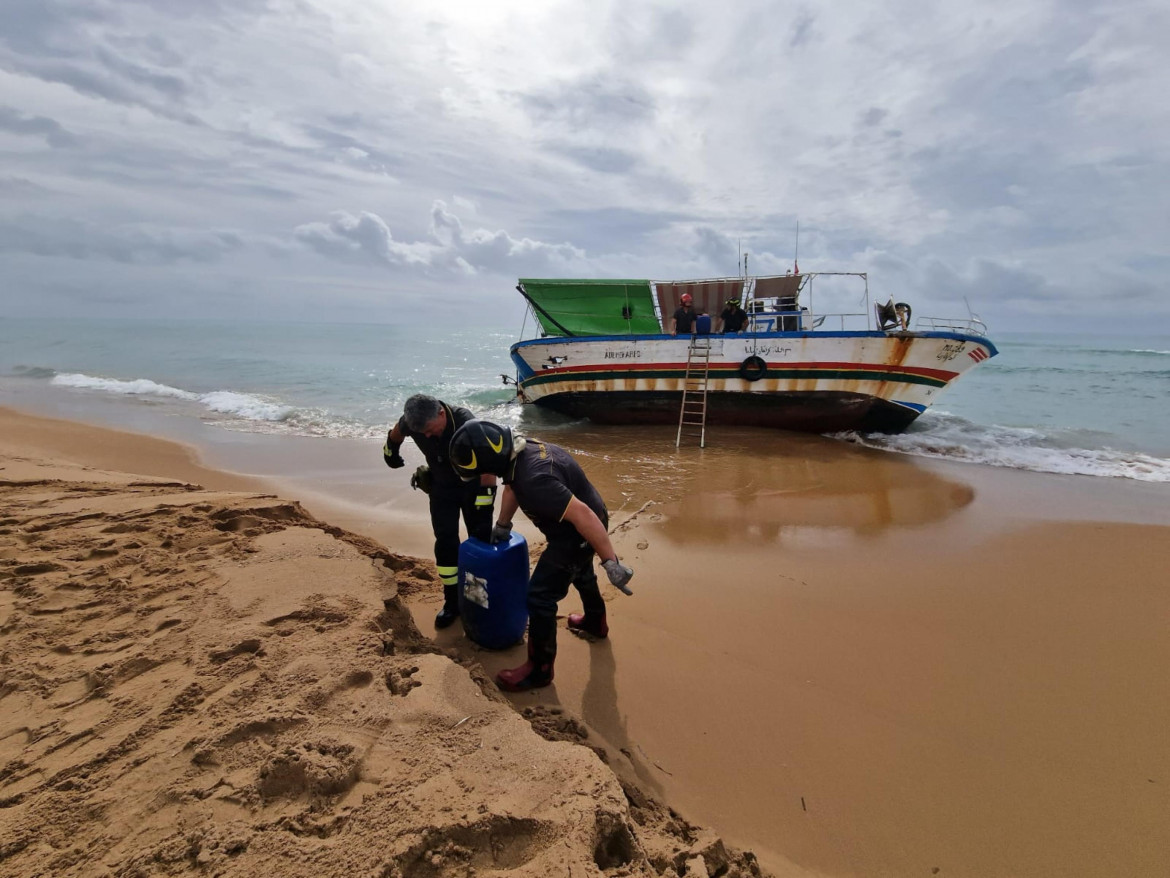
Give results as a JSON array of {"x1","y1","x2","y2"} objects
[{"x1": 739, "y1": 355, "x2": 767, "y2": 381}]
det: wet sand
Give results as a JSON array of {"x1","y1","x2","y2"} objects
[
  {"x1": 3, "y1": 406, "x2": 1169, "y2": 876},
  {"x1": 427, "y1": 426, "x2": 1170, "y2": 877}
]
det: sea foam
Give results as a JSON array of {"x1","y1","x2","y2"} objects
[
  {"x1": 838, "y1": 411, "x2": 1170, "y2": 482},
  {"x1": 52, "y1": 373, "x2": 291, "y2": 423},
  {"x1": 53, "y1": 373, "x2": 198, "y2": 400}
]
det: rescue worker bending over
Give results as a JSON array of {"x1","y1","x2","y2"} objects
[
  {"x1": 449, "y1": 420, "x2": 634, "y2": 692},
  {"x1": 383, "y1": 394, "x2": 496, "y2": 629}
]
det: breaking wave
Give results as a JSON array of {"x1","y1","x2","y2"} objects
[
  {"x1": 51, "y1": 372, "x2": 293, "y2": 423},
  {"x1": 836, "y1": 411, "x2": 1170, "y2": 482}
]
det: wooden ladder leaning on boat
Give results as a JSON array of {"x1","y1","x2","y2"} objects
[{"x1": 676, "y1": 335, "x2": 712, "y2": 448}]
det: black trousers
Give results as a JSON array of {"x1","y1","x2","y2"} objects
[
  {"x1": 526, "y1": 512, "x2": 608, "y2": 661},
  {"x1": 430, "y1": 479, "x2": 493, "y2": 578}
]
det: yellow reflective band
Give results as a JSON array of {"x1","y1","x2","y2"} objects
[
  {"x1": 437, "y1": 565, "x2": 458, "y2": 586},
  {"x1": 475, "y1": 495, "x2": 493, "y2": 506}
]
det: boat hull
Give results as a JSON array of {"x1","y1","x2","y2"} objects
[
  {"x1": 528, "y1": 389, "x2": 919, "y2": 432},
  {"x1": 511, "y1": 331, "x2": 997, "y2": 434}
]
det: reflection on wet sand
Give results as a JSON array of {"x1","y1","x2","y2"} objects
[
  {"x1": 658, "y1": 453, "x2": 974, "y2": 544},
  {"x1": 530, "y1": 423, "x2": 975, "y2": 543}
]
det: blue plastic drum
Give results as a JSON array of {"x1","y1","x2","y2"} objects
[{"x1": 457, "y1": 531, "x2": 530, "y2": 649}]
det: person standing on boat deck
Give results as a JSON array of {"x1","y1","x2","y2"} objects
[
  {"x1": 383, "y1": 395, "x2": 496, "y2": 629},
  {"x1": 670, "y1": 292, "x2": 697, "y2": 336},
  {"x1": 449, "y1": 420, "x2": 634, "y2": 692},
  {"x1": 718, "y1": 298, "x2": 749, "y2": 334}
]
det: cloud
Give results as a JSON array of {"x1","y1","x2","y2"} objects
[
  {"x1": 789, "y1": 12, "x2": 817, "y2": 49},
  {"x1": 293, "y1": 201, "x2": 585, "y2": 277},
  {"x1": 0, "y1": 175, "x2": 52, "y2": 194},
  {"x1": 0, "y1": 106, "x2": 77, "y2": 147},
  {"x1": 0, "y1": 0, "x2": 1166, "y2": 330},
  {"x1": 690, "y1": 227, "x2": 739, "y2": 273},
  {"x1": 545, "y1": 143, "x2": 639, "y2": 174},
  {"x1": 294, "y1": 211, "x2": 442, "y2": 268},
  {"x1": 517, "y1": 73, "x2": 655, "y2": 130},
  {"x1": 0, "y1": 216, "x2": 247, "y2": 264}
]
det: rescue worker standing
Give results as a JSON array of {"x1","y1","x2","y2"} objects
[
  {"x1": 718, "y1": 297, "x2": 749, "y2": 333},
  {"x1": 383, "y1": 395, "x2": 496, "y2": 629},
  {"x1": 671, "y1": 292, "x2": 697, "y2": 335},
  {"x1": 449, "y1": 420, "x2": 634, "y2": 692}
]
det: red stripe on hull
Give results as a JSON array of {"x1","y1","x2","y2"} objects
[{"x1": 533, "y1": 360, "x2": 959, "y2": 382}]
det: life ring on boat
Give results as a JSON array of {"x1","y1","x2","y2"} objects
[{"x1": 739, "y1": 355, "x2": 767, "y2": 381}]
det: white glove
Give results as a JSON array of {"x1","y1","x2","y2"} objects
[
  {"x1": 602, "y1": 558, "x2": 634, "y2": 595},
  {"x1": 490, "y1": 520, "x2": 513, "y2": 544}
]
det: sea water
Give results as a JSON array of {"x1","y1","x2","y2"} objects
[{"x1": 1, "y1": 318, "x2": 1167, "y2": 482}]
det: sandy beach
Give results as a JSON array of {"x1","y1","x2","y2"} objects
[{"x1": 2, "y1": 406, "x2": 1169, "y2": 877}]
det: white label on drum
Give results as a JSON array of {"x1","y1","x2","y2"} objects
[{"x1": 463, "y1": 573, "x2": 489, "y2": 608}]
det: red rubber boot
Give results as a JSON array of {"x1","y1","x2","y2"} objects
[
  {"x1": 496, "y1": 642, "x2": 555, "y2": 692},
  {"x1": 567, "y1": 612, "x2": 608, "y2": 639}
]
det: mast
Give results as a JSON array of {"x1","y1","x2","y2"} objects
[{"x1": 793, "y1": 220, "x2": 800, "y2": 274}]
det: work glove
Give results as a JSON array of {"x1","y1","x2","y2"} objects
[
  {"x1": 490, "y1": 520, "x2": 513, "y2": 545},
  {"x1": 602, "y1": 558, "x2": 634, "y2": 595},
  {"x1": 410, "y1": 465, "x2": 432, "y2": 494},
  {"x1": 383, "y1": 436, "x2": 405, "y2": 469}
]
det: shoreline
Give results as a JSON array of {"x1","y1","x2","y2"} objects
[{"x1": 3, "y1": 404, "x2": 1169, "y2": 876}]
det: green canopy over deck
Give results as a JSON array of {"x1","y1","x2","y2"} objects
[{"x1": 518, "y1": 279, "x2": 662, "y2": 337}]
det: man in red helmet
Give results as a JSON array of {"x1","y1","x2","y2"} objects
[
  {"x1": 449, "y1": 419, "x2": 634, "y2": 692},
  {"x1": 671, "y1": 292, "x2": 697, "y2": 336}
]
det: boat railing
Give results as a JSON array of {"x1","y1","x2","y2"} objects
[
  {"x1": 915, "y1": 315, "x2": 990, "y2": 336},
  {"x1": 804, "y1": 311, "x2": 868, "y2": 331},
  {"x1": 744, "y1": 310, "x2": 988, "y2": 335},
  {"x1": 748, "y1": 308, "x2": 869, "y2": 332},
  {"x1": 747, "y1": 309, "x2": 806, "y2": 332}
]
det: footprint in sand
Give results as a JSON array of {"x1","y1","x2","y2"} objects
[
  {"x1": 209, "y1": 639, "x2": 264, "y2": 664},
  {"x1": 256, "y1": 739, "x2": 361, "y2": 799},
  {"x1": 384, "y1": 665, "x2": 420, "y2": 696}
]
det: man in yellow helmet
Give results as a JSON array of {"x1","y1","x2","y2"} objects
[
  {"x1": 383, "y1": 394, "x2": 496, "y2": 629},
  {"x1": 449, "y1": 419, "x2": 634, "y2": 692},
  {"x1": 718, "y1": 297, "x2": 749, "y2": 333}
]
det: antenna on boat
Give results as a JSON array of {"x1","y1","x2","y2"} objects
[{"x1": 793, "y1": 220, "x2": 800, "y2": 275}]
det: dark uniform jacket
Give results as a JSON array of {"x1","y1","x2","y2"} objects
[
  {"x1": 672, "y1": 306, "x2": 697, "y2": 334},
  {"x1": 394, "y1": 402, "x2": 474, "y2": 486},
  {"x1": 720, "y1": 306, "x2": 748, "y2": 332},
  {"x1": 505, "y1": 439, "x2": 607, "y2": 543}
]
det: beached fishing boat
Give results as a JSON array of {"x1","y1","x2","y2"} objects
[{"x1": 508, "y1": 272, "x2": 997, "y2": 439}]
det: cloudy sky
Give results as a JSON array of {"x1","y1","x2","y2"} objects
[{"x1": 1, "y1": 0, "x2": 1166, "y2": 332}]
